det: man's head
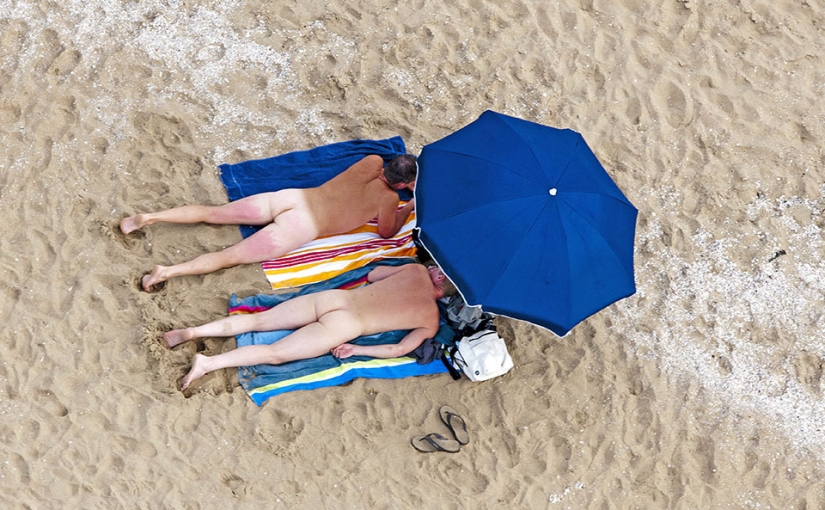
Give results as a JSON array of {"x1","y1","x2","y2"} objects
[
  {"x1": 383, "y1": 154, "x2": 418, "y2": 189},
  {"x1": 427, "y1": 264, "x2": 458, "y2": 298}
]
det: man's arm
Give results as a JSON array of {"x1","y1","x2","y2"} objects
[
  {"x1": 330, "y1": 326, "x2": 438, "y2": 359},
  {"x1": 376, "y1": 196, "x2": 415, "y2": 239}
]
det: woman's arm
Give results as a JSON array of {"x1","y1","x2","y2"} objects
[
  {"x1": 330, "y1": 326, "x2": 436, "y2": 359},
  {"x1": 366, "y1": 264, "x2": 411, "y2": 283}
]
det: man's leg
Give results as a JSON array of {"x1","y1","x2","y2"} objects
[
  {"x1": 120, "y1": 191, "x2": 293, "y2": 234},
  {"x1": 141, "y1": 208, "x2": 317, "y2": 291},
  {"x1": 180, "y1": 301, "x2": 362, "y2": 390}
]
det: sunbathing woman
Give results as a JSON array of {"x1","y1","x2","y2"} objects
[{"x1": 163, "y1": 263, "x2": 454, "y2": 390}]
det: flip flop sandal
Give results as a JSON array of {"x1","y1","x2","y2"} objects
[
  {"x1": 439, "y1": 405, "x2": 470, "y2": 445},
  {"x1": 411, "y1": 433, "x2": 461, "y2": 453}
]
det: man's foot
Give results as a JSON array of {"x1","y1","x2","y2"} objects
[
  {"x1": 163, "y1": 329, "x2": 193, "y2": 349},
  {"x1": 142, "y1": 266, "x2": 167, "y2": 292},
  {"x1": 180, "y1": 353, "x2": 210, "y2": 390},
  {"x1": 120, "y1": 214, "x2": 147, "y2": 234}
]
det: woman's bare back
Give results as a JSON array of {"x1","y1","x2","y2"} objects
[{"x1": 344, "y1": 265, "x2": 440, "y2": 336}]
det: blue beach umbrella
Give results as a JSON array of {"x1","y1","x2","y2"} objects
[{"x1": 416, "y1": 110, "x2": 638, "y2": 336}]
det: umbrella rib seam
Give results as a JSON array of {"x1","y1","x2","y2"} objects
[
  {"x1": 424, "y1": 148, "x2": 540, "y2": 186},
  {"x1": 421, "y1": 194, "x2": 545, "y2": 223},
  {"x1": 487, "y1": 199, "x2": 561, "y2": 311},
  {"x1": 561, "y1": 190, "x2": 637, "y2": 208},
  {"x1": 556, "y1": 196, "x2": 637, "y2": 284}
]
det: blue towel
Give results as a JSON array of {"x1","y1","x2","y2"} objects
[
  {"x1": 219, "y1": 137, "x2": 408, "y2": 238},
  {"x1": 231, "y1": 260, "x2": 455, "y2": 405}
]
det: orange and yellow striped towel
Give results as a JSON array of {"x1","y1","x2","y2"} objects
[{"x1": 261, "y1": 205, "x2": 417, "y2": 289}]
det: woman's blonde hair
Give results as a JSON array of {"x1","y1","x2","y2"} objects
[{"x1": 425, "y1": 262, "x2": 458, "y2": 297}]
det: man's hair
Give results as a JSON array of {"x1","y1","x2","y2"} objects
[{"x1": 384, "y1": 154, "x2": 417, "y2": 185}]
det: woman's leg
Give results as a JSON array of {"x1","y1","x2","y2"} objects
[
  {"x1": 179, "y1": 307, "x2": 361, "y2": 390},
  {"x1": 163, "y1": 291, "x2": 342, "y2": 348}
]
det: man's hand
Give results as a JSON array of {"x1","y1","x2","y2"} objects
[
  {"x1": 331, "y1": 343, "x2": 358, "y2": 358},
  {"x1": 377, "y1": 198, "x2": 416, "y2": 238}
]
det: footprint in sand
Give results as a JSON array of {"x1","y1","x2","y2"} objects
[
  {"x1": 49, "y1": 47, "x2": 81, "y2": 78},
  {"x1": 222, "y1": 474, "x2": 249, "y2": 497},
  {"x1": 653, "y1": 79, "x2": 693, "y2": 128},
  {"x1": 35, "y1": 389, "x2": 68, "y2": 418},
  {"x1": 790, "y1": 351, "x2": 823, "y2": 395},
  {"x1": 254, "y1": 410, "x2": 306, "y2": 455},
  {"x1": 2, "y1": 451, "x2": 31, "y2": 485}
]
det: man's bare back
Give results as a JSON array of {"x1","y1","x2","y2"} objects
[
  {"x1": 119, "y1": 154, "x2": 418, "y2": 291},
  {"x1": 306, "y1": 155, "x2": 410, "y2": 237}
]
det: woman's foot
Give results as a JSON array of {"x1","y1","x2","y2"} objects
[
  {"x1": 180, "y1": 353, "x2": 211, "y2": 390},
  {"x1": 142, "y1": 266, "x2": 167, "y2": 292},
  {"x1": 163, "y1": 328, "x2": 194, "y2": 349},
  {"x1": 120, "y1": 214, "x2": 147, "y2": 234}
]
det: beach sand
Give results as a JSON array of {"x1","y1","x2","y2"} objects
[{"x1": 2, "y1": 0, "x2": 825, "y2": 507}]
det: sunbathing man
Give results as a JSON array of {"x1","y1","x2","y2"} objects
[
  {"x1": 121, "y1": 154, "x2": 417, "y2": 291},
  {"x1": 163, "y1": 263, "x2": 455, "y2": 390}
]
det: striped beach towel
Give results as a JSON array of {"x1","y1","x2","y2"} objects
[{"x1": 262, "y1": 206, "x2": 418, "y2": 289}]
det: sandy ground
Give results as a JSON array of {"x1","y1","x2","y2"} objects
[{"x1": 2, "y1": 0, "x2": 825, "y2": 508}]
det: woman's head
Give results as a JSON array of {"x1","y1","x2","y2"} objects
[{"x1": 427, "y1": 264, "x2": 458, "y2": 297}]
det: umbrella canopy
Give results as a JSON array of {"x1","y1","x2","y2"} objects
[{"x1": 416, "y1": 110, "x2": 637, "y2": 336}]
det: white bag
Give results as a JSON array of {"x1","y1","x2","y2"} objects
[{"x1": 454, "y1": 330, "x2": 514, "y2": 382}]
